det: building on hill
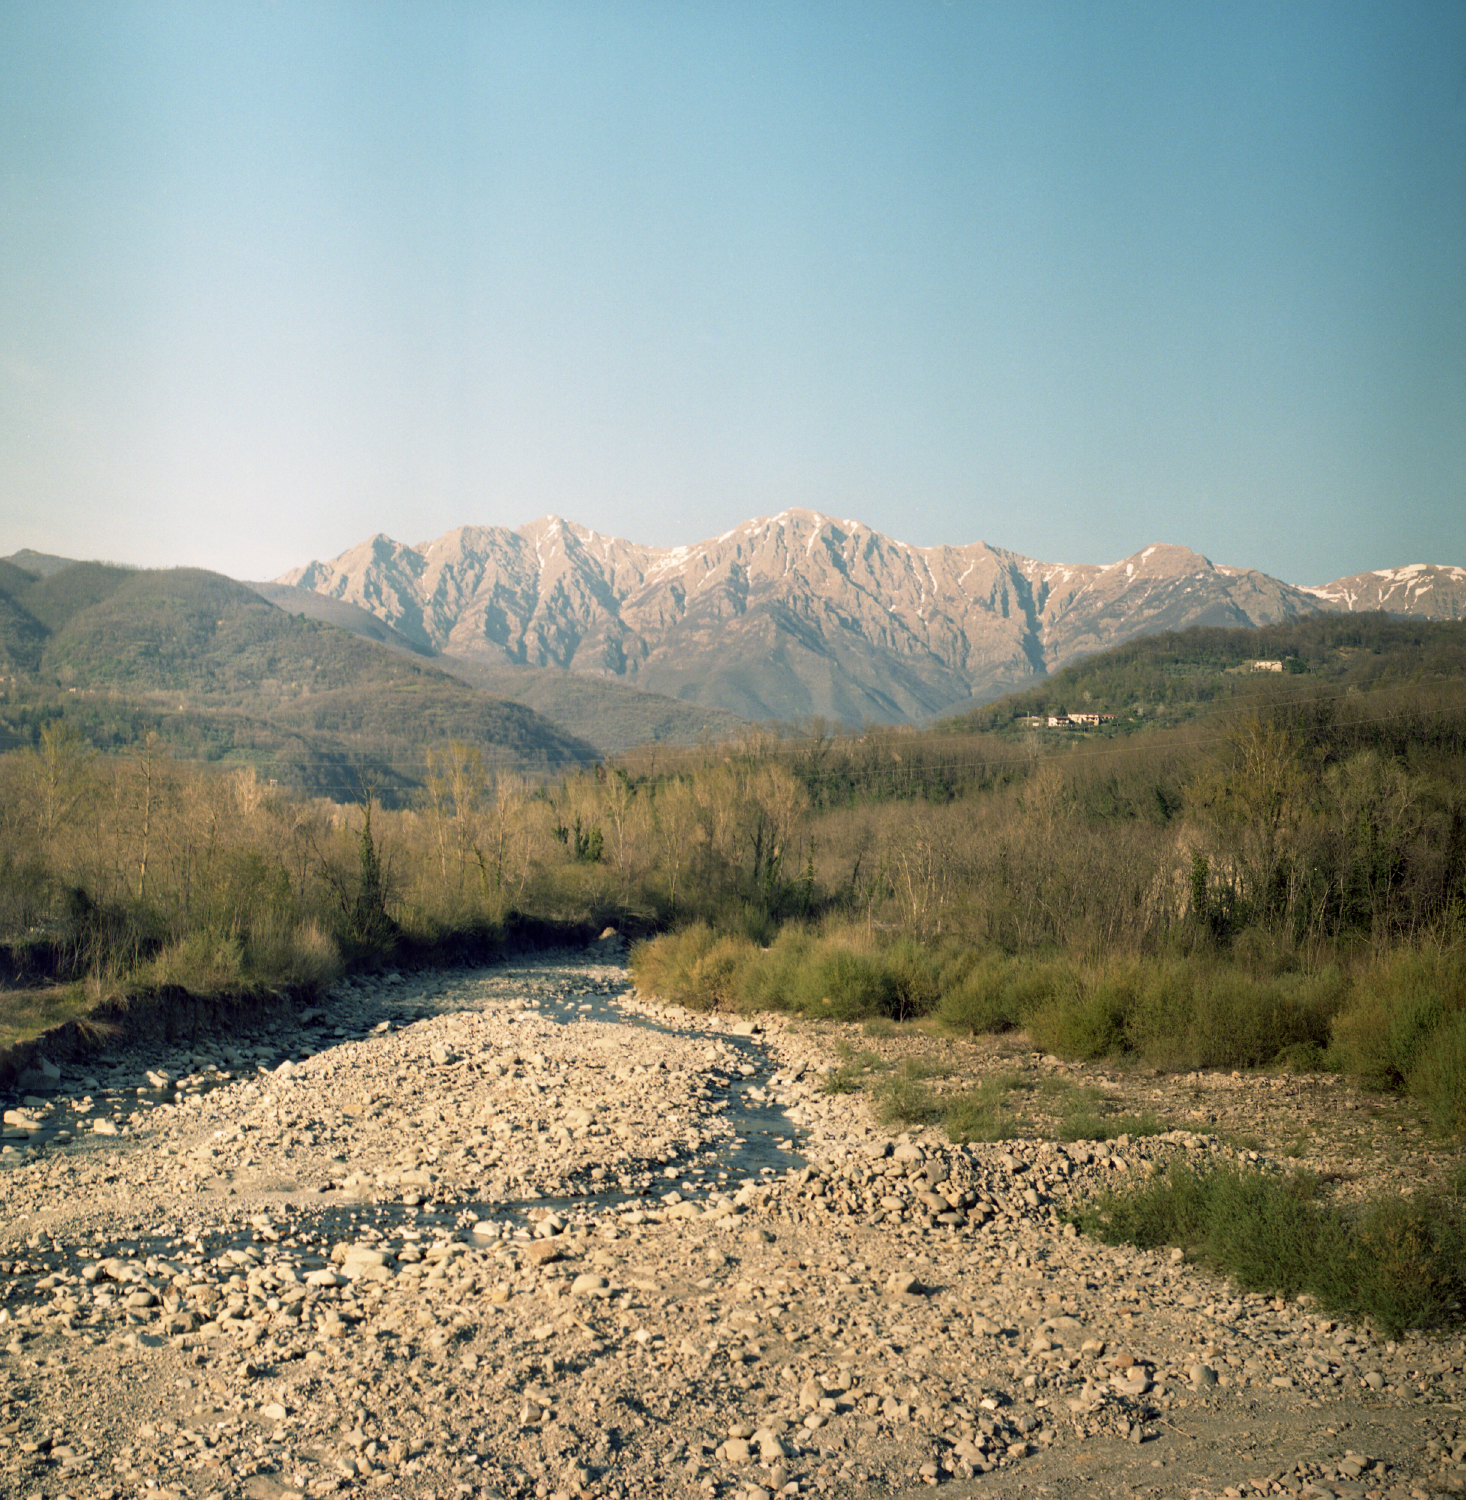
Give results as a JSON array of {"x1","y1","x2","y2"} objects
[{"x1": 1046, "y1": 712, "x2": 1115, "y2": 729}]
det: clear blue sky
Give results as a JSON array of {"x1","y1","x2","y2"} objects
[{"x1": 2, "y1": 1, "x2": 1462, "y2": 584}]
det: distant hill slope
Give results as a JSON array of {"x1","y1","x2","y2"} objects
[
  {"x1": 0, "y1": 564, "x2": 598, "y2": 801},
  {"x1": 249, "y1": 580, "x2": 748, "y2": 753},
  {"x1": 950, "y1": 614, "x2": 1466, "y2": 735},
  {"x1": 247, "y1": 580, "x2": 436, "y2": 656},
  {"x1": 279, "y1": 511, "x2": 1463, "y2": 726},
  {"x1": 3, "y1": 548, "x2": 100, "y2": 579}
]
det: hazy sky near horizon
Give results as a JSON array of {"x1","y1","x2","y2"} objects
[{"x1": 2, "y1": 1, "x2": 1462, "y2": 585}]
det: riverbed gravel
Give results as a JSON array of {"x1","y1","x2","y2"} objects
[{"x1": 0, "y1": 942, "x2": 1461, "y2": 1500}]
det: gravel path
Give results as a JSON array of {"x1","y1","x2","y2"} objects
[{"x1": 0, "y1": 944, "x2": 1462, "y2": 1500}]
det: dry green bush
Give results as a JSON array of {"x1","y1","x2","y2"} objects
[{"x1": 1071, "y1": 1157, "x2": 1466, "y2": 1337}]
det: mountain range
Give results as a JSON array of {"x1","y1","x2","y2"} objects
[{"x1": 277, "y1": 510, "x2": 1466, "y2": 725}]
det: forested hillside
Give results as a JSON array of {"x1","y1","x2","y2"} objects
[
  {"x1": 0, "y1": 561, "x2": 598, "y2": 800},
  {"x1": 953, "y1": 615, "x2": 1466, "y2": 735}
]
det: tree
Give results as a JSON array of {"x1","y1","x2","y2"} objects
[
  {"x1": 32, "y1": 719, "x2": 95, "y2": 845},
  {"x1": 651, "y1": 776, "x2": 702, "y2": 917},
  {"x1": 350, "y1": 790, "x2": 396, "y2": 949}
]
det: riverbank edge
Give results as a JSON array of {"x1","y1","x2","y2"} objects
[{"x1": 0, "y1": 913, "x2": 626, "y2": 1091}]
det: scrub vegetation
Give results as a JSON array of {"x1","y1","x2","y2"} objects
[
  {"x1": 1067, "y1": 1157, "x2": 1466, "y2": 1339},
  {"x1": 1, "y1": 648, "x2": 1462, "y2": 1133},
  {"x1": 3, "y1": 623, "x2": 1464, "y2": 1326}
]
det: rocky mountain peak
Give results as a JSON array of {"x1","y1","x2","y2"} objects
[{"x1": 278, "y1": 515, "x2": 1461, "y2": 724}]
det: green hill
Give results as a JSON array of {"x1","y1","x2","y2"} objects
[
  {"x1": 0, "y1": 565, "x2": 600, "y2": 801},
  {"x1": 250, "y1": 579, "x2": 750, "y2": 754},
  {"x1": 949, "y1": 614, "x2": 1466, "y2": 735},
  {"x1": 434, "y1": 653, "x2": 749, "y2": 756}
]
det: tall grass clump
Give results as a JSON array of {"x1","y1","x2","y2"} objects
[
  {"x1": 146, "y1": 917, "x2": 343, "y2": 997},
  {"x1": 1329, "y1": 949, "x2": 1466, "y2": 1089},
  {"x1": 243, "y1": 917, "x2": 343, "y2": 994},
  {"x1": 627, "y1": 923, "x2": 756, "y2": 1011},
  {"x1": 148, "y1": 929, "x2": 246, "y2": 993},
  {"x1": 935, "y1": 951, "x2": 1073, "y2": 1035},
  {"x1": 633, "y1": 923, "x2": 943, "y2": 1021},
  {"x1": 1071, "y1": 1157, "x2": 1466, "y2": 1336},
  {"x1": 1021, "y1": 956, "x2": 1343, "y2": 1071}
]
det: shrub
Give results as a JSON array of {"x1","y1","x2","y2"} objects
[
  {"x1": 1330, "y1": 950, "x2": 1466, "y2": 1088},
  {"x1": 735, "y1": 928, "x2": 908, "y2": 1021},
  {"x1": 1185, "y1": 970, "x2": 1322, "y2": 1069},
  {"x1": 1023, "y1": 964, "x2": 1131, "y2": 1060},
  {"x1": 1408, "y1": 1008, "x2": 1466, "y2": 1136},
  {"x1": 801, "y1": 947, "x2": 899, "y2": 1020},
  {"x1": 735, "y1": 926, "x2": 816, "y2": 1012},
  {"x1": 628, "y1": 925, "x2": 757, "y2": 1011},
  {"x1": 244, "y1": 917, "x2": 343, "y2": 994},
  {"x1": 880, "y1": 936, "x2": 943, "y2": 1021},
  {"x1": 936, "y1": 952, "x2": 1023, "y2": 1034},
  {"x1": 1072, "y1": 1157, "x2": 1466, "y2": 1336},
  {"x1": 1025, "y1": 956, "x2": 1343, "y2": 1071}
]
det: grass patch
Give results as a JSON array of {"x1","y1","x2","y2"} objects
[
  {"x1": 1056, "y1": 1109, "x2": 1169, "y2": 1142},
  {"x1": 1070, "y1": 1157, "x2": 1466, "y2": 1336},
  {"x1": 0, "y1": 983, "x2": 98, "y2": 1052},
  {"x1": 817, "y1": 1041, "x2": 890, "y2": 1095},
  {"x1": 873, "y1": 1073, "x2": 943, "y2": 1128},
  {"x1": 942, "y1": 1072, "x2": 1029, "y2": 1143}
]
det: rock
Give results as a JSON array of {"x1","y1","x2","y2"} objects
[
  {"x1": 2, "y1": 951, "x2": 1453, "y2": 1500},
  {"x1": 754, "y1": 1428, "x2": 788, "y2": 1460}
]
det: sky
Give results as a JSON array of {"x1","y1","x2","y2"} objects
[{"x1": 1, "y1": 1, "x2": 1462, "y2": 586}]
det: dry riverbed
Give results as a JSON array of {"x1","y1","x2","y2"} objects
[{"x1": 0, "y1": 943, "x2": 1463, "y2": 1500}]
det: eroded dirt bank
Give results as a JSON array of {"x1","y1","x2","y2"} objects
[{"x1": 1, "y1": 948, "x2": 1462, "y2": 1500}]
